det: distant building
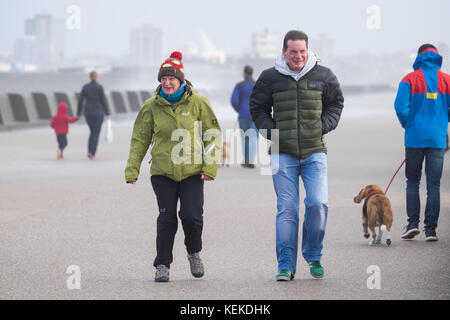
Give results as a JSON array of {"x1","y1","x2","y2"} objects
[
  {"x1": 182, "y1": 30, "x2": 226, "y2": 64},
  {"x1": 14, "y1": 36, "x2": 38, "y2": 64},
  {"x1": 130, "y1": 25, "x2": 163, "y2": 67},
  {"x1": 251, "y1": 29, "x2": 279, "y2": 60},
  {"x1": 0, "y1": 63, "x2": 12, "y2": 73},
  {"x1": 14, "y1": 14, "x2": 65, "y2": 68},
  {"x1": 311, "y1": 34, "x2": 335, "y2": 66},
  {"x1": 197, "y1": 29, "x2": 226, "y2": 64}
]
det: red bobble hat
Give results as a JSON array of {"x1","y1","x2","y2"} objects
[{"x1": 158, "y1": 51, "x2": 185, "y2": 83}]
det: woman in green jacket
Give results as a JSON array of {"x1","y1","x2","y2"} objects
[{"x1": 125, "y1": 51, "x2": 221, "y2": 282}]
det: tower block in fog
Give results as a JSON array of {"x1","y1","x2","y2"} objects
[
  {"x1": 251, "y1": 29, "x2": 279, "y2": 60},
  {"x1": 130, "y1": 24, "x2": 163, "y2": 67},
  {"x1": 14, "y1": 14, "x2": 65, "y2": 70}
]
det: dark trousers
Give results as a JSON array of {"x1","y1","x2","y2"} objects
[
  {"x1": 151, "y1": 174, "x2": 204, "y2": 268},
  {"x1": 85, "y1": 109, "x2": 104, "y2": 155},
  {"x1": 405, "y1": 147, "x2": 445, "y2": 232},
  {"x1": 56, "y1": 134, "x2": 67, "y2": 151}
]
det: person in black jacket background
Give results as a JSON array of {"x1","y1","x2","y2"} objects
[
  {"x1": 250, "y1": 30, "x2": 344, "y2": 281},
  {"x1": 77, "y1": 71, "x2": 111, "y2": 160}
]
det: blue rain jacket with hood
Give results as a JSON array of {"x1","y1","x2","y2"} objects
[{"x1": 394, "y1": 48, "x2": 450, "y2": 148}]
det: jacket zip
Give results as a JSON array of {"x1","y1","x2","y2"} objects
[
  {"x1": 296, "y1": 80, "x2": 301, "y2": 157},
  {"x1": 294, "y1": 68, "x2": 317, "y2": 158}
]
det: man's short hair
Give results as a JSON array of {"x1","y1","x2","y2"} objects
[
  {"x1": 90, "y1": 71, "x2": 98, "y2": 81},
  {"x1": 283, "y1": 30, "x2": 308, "y2": 50},
  {"x1": 244, "y1": 65, "x2": 253, "y2": 76},
  {"x1": 418, "y1": 43, "x2": 437, "y2": 54}
]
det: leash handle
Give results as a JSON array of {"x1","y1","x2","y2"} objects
[{"x1": 385, "y1": 159, "x2": 406, "y2": 194}]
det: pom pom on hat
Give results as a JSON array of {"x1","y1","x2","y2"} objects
[
  {"x1": 158, "y1": 50, "x2": 185, "y2": 83},
  {"x1": 170, "y1": 51, "x2": 182, "y2": 61}
]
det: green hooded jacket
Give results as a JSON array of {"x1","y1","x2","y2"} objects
[{"x1": 125, "y1": 80, "x2": 222, "y2": 182}]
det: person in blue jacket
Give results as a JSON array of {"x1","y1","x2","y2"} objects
[
  {"x1": 231, "y1": 65, "x2": 258, "y2": 168},
  {"x1": 394, "y1": 44, "x2": 450, "y2": 241}
]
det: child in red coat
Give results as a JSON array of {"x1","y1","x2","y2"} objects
[{"x1": 50, "y1": 103, "x2": 79, "y2": 159}]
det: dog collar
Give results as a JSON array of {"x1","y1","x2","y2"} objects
[{"x1": 367, "y1": 190, "x2": 383, "y2": 197}]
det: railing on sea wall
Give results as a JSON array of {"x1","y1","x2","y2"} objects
[{"x1": 0, "y1": 90, "x2": 153, "y2": 130}]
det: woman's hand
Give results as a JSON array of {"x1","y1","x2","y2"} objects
[
  {"x1": 127, "y1": 181, "x2": 136, "y2": 185},
  {"x1": 201, "y1": 174, "x2": 213, "y2": 181}
]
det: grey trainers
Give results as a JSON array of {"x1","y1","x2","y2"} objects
[
  {"x1": 187, "y1": 252, "x2": 204, "y2": 278},
  {"x1": 155, "y1": 264, "x2": 170, "y2": 282}
]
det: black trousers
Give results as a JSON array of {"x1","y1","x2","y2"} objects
[
  {"x1": 85, "y1": 109, "x2": 104, "y2": 155},
  {"x1": 151, "y1": 174, "x2": 204, "y2": 268},
  {"x1": 56, "y1": 134, "x2": 67, "y2": 150}
]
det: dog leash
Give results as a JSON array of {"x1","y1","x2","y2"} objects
[{"x1": 384, "y1": 159, "x2": 406, "y2": 194}]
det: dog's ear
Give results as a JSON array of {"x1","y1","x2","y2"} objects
[{"x1": 353, "y1": 187, "x2": 366, "y2": 203}]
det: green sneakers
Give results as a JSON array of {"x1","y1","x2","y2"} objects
[
  {"x1": 308, "y1": 261, "x2": 324, "y2": 279},
  {"x1": 276, "y1": 269, "x2": 295, "y2": 281},
  {"x1": 276, "y1": 262, "x2": 324, "y2": 280}
]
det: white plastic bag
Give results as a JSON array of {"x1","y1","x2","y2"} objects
[{"x1": 104, "y1": 118, "x2": 113, "y2": 143}]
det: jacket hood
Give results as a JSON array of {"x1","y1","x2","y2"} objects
[
  {"x1": 274, "y1": 50, "x2": 318, "y2": 81},
  {"x1": 413, "y1": 49, "x2": 442, "y2": 70},
  {"x1": 57, "y1": 103, "x2": 68, "y2": 114}
]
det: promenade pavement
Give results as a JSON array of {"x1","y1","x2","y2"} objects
[{"x1": 0, "y1": 93, "x2": 449, "y2": 299}]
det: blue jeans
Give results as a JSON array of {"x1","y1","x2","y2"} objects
[
  {"x1": 85, "y1": 109, "x2": 105, "y2": 156},
  {"x1": 271, "y1": 152, "x2": 328, "y2": 274},
  {"x1": 405, "y1": 147, "x2": 445, "y2": 233},
  {"x1": 238, "y1": 118, "x2": 258, "y2": 163}
]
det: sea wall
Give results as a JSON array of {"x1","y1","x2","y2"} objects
[{"x1": 0, "y1": 90, "x2": 152, "y2": 130}]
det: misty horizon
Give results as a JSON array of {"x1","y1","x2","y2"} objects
[{"x1": 1, "y1": 0, "x2": 449, "y2": 60}]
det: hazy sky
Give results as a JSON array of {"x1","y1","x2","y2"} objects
[{"x1": 1, "y1": 0, "x2": 449, "y2": 59}]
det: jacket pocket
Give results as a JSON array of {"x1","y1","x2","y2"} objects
[{"x1": 150, "y1": 153, "x2": 173, "y2": 177}]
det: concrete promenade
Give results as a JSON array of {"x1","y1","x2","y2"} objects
[{"x1": 0, "y1": 93, "x2": 449, "y2": 299}]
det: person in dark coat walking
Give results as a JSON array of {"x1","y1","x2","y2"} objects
[
  {"x1": 77, "y1": 71, "x2": 111, "y2": 160},
  {"x1": 250, "y1": 30, "x2": 344, "y2": 281},
  {"x1": 231, "y1": 65, "x2": 258, "y2": 168}
]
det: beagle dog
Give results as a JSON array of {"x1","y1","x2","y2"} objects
[{"x1": 353, "y1": 184, "x2": 393, "y2": 246}]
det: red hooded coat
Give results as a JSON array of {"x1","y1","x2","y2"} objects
[{"x1": 50, "y1": 103, "x2": 79, "y2": 134}]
